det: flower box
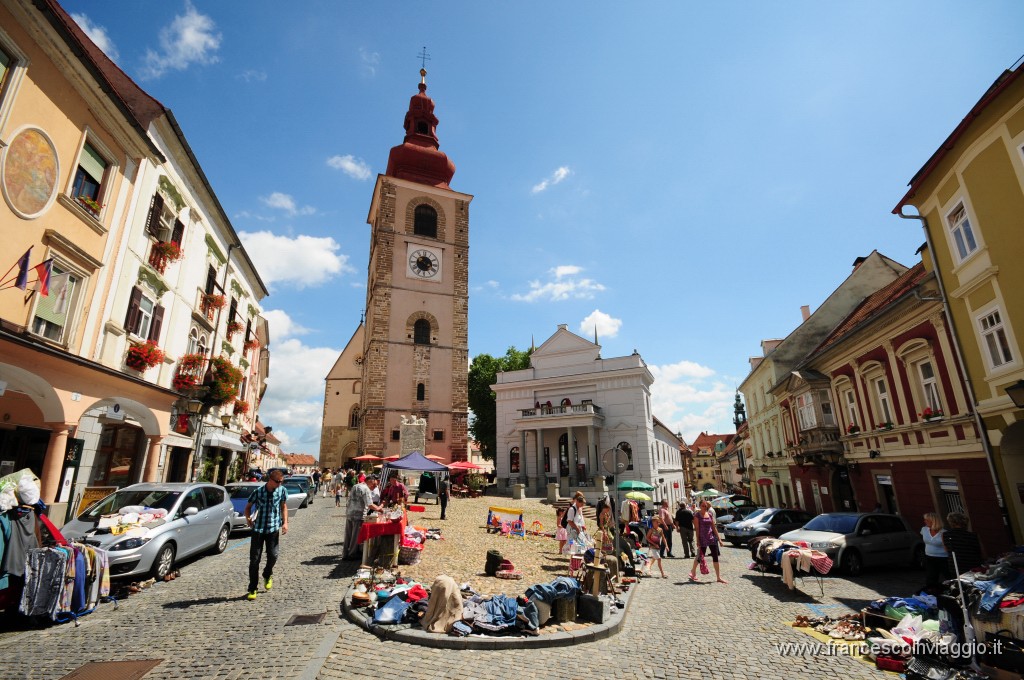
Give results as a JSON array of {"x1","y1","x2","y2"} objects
[
  {"x1": 846, "y1": 424, "x2": 861, "y2": 435},
  {"x1": 125, "y1": 340, "x2": 164, "y2": 371},
  {"x1": 173, "y1": 353, "x2": 206, "y2": 392},
  {"x1": 876, "y1": 422, "x2": 894, "y2": 431},
  {"x1": 76, "y1": 195, "x2": 103, "y2": 216},
  {"x1": 243, "y1": 339, "x2": 260, "y2": 352},
  {"x1": 920, "y1": 408, "x2": 944, "y2": 422},
  {"x1": 226, "y1": 321, "x2": 243, "y2": 339},
  {"x1": 233, "y1": 399, "x2": 250, "y2": 416}
]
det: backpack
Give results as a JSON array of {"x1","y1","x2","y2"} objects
[{"x1": 561, "y1": 506, "x2": 572, "y2": 528}]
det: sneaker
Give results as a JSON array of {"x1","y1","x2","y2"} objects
[
  {"x1": 264, "y1": 577, "x2": 273, "y2": 590},
  {"x1": 247, "y1": 590, "x2": 257, "y2": 600}
]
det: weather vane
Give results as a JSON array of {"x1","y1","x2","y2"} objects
[{"x1": 418, "y1": 46, "x2": 431, "y2": 69}]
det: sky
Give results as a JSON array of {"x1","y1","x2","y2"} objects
[{"x1": 62, "y1": 1, "x2": 1024, "y2": 453}]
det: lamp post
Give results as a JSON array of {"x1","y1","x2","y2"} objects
[{"x1": 188, "y1": 398, "x2": 232, "y2": 482}]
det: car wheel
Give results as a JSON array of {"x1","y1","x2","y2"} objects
[
  {"x1": 212, "y1": 524, "x2": 230, "y2": 554},
  {"x1": 730, "y1": 541, "x2": 743, "y2": 547},
  {"x1": 841, "y1": 549, "x2": 863, "y2": 576},
  {"x1": 300, "y1": 498, "x2": 308, "y2": 509},
  {"x1": 911, "y1": 544, "x2": 925, "y2": 569},
  {"x1": 151, "y1": 543, "x2": 176, "y2": 580}
]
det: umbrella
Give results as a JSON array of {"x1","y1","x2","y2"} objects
[
  {"x1": 351, "y1": 454, "x2": 381, "y2": 461},
  {"x1": 448, "y1": 461, "x2": 482, "y2": 470},
  {"x1": 625, "y1": 491, "x2": 651, "y2": 501},
  {"x1": 694, "y1": 488, "x2": 721, "y2": 498},
  {"x1": 383, "y1": 455, "x2": 401, "y2": 461},
  {"x1": 617, "y1": 480, "x2": 655, "y2": 491},
  {"x1": 425, "y1": 455, "x2": 445, "y2": 461}
]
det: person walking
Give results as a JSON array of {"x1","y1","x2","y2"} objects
[
  {"x1": 921, "y1": 512, "x2": 949, "y2": 594},
  {"x1": 438, "y1": 475, "x2": 450, "y2": 520},
  {"x1": 243, "y1": 469, "x2": 289, "y2": 600},
  {"x1": 343, "y1": 475, "x2": 381, "y2": 560},
  {"x1": 646, "y1": 517, "x2": 668, "y2": 578},
  {"x1": 312, "y1": 469, "x2": 321, "y2": 496},
  {"x1": 321, "y1": 469, "x2": 333, "y2": 498},
  {"x1": 657, "y1": 500, "x2": 675, "y2": 558},
  {"x1": 565, "y1": 492, "x2": 588, "y2": 553},
  {"x1": 689, "y1": 499, "x2": 727, "y2": 584},
  {"x1": 942, "y1": 512, "x2": 983, "y2": 575},
  {"x1": 675, "y1": 501, "x2": 695, "y2": 559}
]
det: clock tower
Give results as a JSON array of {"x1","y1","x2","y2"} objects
[{"x1": 358, "y1": 69, "x2": 472, "y2": 462}]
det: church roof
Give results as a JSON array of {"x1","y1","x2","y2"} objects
[{"x1": 385, "y1": 69, "x2": 456, "y2": 188}]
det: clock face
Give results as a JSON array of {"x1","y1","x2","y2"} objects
[{"x1": 408, "y1": 249, "x2": 440, "y2": 278}]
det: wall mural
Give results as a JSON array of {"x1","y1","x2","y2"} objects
[{"x1": 2, "y1": 127, "x2": 58, "y2": 218}]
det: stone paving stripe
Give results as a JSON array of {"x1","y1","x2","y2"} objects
[
  {"x1": 298, "y1": 628, "x2": 343, "y2": 680},
  {"x1": 58, "y1": 659, "x2": 162, "y2": 680}
]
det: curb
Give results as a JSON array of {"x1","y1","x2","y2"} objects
[{"x1": 341, "y1": 579, "x2": 638, "y2": 649}]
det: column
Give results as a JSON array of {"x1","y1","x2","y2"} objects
[
  {"x1": 143, "y1": 435, "x2": 163, "y2": 482},
  {"x1": 535, "y1": 427, "x2": 544, "y2": 483},
  {"x1": 40, "y1": 424, "x2": 70, "y2": 504},
  {"x1": 587, "y1": 425, "x2": 596, "y2": 484},
  {"x1": 566, "y1": 425, "x2": 576, "y2": 486},
  {"x1": 520, "y1": 430, "x2": 528, "y2": 487}
]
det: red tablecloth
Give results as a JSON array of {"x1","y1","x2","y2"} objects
[{"x1": 357, "y1": 511, "x2": 407, "y2": 545}]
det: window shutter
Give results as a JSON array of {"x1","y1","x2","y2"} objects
[
  {"x1": 244, "y1": 319, "x2": 252, "y2": 342},
  {"x1": 205, "y1": 266, "x2": 217, "y2": 295},
  {"x1": 148, "y1": 304, "x2": 164, "y2": 342},
  {"x1": 170, "y1": 219, "x2": 184, "y2": 245},
  {"x1": 228, "y1": 298, "x2": 237, "y2": 324},
  {"x1": 145, "y1": 194, "x2": 164, "y2": 237},
  {"x1": 125, "y1": 286, "x2": 142, "y2": 334}
]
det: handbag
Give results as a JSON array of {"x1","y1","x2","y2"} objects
[{"x1": 984, "y1": 629, "x2": 1024, "y2": 674}]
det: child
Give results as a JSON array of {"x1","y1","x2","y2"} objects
[
  {"x1": 334, "y1": 480, "x2": 343, "y2": 507},
  {"x1": 646, "y1": 517, "x2": 668, "y2": 578},
  {"x1": 555, "y1": 508, "x2": 568, "y2": 554}
]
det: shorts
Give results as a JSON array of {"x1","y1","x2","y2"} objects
[
  {"x1": 555, "y1": 527, "x2": 568, "y2": 541},
  {"x1": 699, "y1": 542, "x2": 720, "y2": 562},
  {"x1": 647, "y1": 547, "x2": 661, "y2": 559}
]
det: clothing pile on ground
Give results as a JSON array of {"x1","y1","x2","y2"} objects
[
  {"x1": 748, "y1": 536, "x2": 833, "y2": 589},
  {"x1": 791, "y1": 613, "x2": 866, "y2": 640}
]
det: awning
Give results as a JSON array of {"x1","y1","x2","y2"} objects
[
  {"x1": 756, "y1": 478, "x2": 774, "y2": 486},
  {"x1": 202, "y1": 432, "x2": 246, "y2": 451},
  {"x1": 161, "y1": 432, "x2": 195, "y2": 449}
]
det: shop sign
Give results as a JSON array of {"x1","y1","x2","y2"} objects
[
  {"x1": 77, "y1": 486, "x2": 117, "y2": 516},
  {"x1": 106, "y1": 404, "x2": 125, "y2": 421}
]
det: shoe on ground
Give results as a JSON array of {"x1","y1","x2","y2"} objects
[
  {"x1": 264, "y1": 576, "x2": 273, "y2": 590},
  {"x1": 247, "y1": 591, "x2": 258, "y2": 600}
]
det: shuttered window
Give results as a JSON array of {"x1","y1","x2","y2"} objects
[
  {"x1": 32, "y1": 264, "x2": 79, "y2": 343},
  {"x1": 145, "y1": 193, "x2": 164, "y2": 237}
]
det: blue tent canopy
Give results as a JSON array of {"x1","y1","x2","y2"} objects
[{"x1": 381, "y1": 451, "x2": 449, "y2": 473}]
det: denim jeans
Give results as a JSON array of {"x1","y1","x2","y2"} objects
[{"x1": 248, "y1": 530, "x2": 280, "y2": 592}]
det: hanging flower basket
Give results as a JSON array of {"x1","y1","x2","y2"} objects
[
  {"x1": 151, "y1": 241, "x2": 182, "y2": 262},
  {"x1": 226, "y1": 321, "x2": 244, "y2": 339},
  {"x1": 243, "y1": 339, "x2": 260, "y2": 352},
  {"x1": 846, "y1": 424, "x2": 860, "y2": 435},
  {"x1": 233, "y1": 399, "x2": 250, "y2": 416},
  {"x1": 207, "y1": 356, "x2": 244, "y2": 404},
  {"x1": 126, "y1": 340, "x2": 164, "y2": 371},
  {"x1": 203, "y1": 293, "x2": 227, "y2": 309},
  {"x1": 173, "y1": 353, "x2": 206, "y2": 392}
]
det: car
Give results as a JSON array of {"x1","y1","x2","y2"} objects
[
  {"x1": 779, "y1": 512, "x2": 924, "y2": 576},
  {"x1": 225, "y1": 482, "x2": 304, "y2": 531},
  {"x1": 61, "y1": 482, "x2": 233, "y2": 580},
  {"x1": 715, "y1": 505, "x2": 766, "y2": 532},
  {"x1": 282, "y1": 480, "x2": 309, "y2": 509},
  {"x1": 285, "y1": 475, "x2": 315, "y2": 506},
  {"x1": 723, "y1": 508, "x2": 814, "y2": 546}
]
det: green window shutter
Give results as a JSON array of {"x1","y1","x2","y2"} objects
[
  {"x1": 79, "y1": 142, "x2": 108, "y2": 182},
  {"x1": 35, "y1": 272, "x2": 76, "y2": 326}
]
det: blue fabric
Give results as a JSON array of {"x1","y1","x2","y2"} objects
[
  {"x1": 525, "y1": 576, "x2": 580, "y2": 603},
  {"x1": 483, "y1": 595, "x2": 518, "y2": 628},
  {"x1": 373, "y1": 593, "x2": 411, "y2": 624},
  {"x1": 247, "y1": 484, "x2": 288, "y2": 533},
  {"x1": 974, "y1": 569, "x2": 1024, "y2": 612},
  {"x1": 70, "y1": 548, "x2": 87, "y2": 613},
  {"x1": 0, "y1": 514, "x2": 10, "y2": 592}
]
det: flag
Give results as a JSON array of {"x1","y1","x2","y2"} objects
[
  {"x1": 14, "y1": 247, "x2": 31, "y2": 290},
  {"x1": 31, "y1": 259, "x2": 53, "y2": 296},
  {"x1": 49, "y1": 273, "x2": 71, "y2": 314}
]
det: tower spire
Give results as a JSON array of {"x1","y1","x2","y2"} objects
[{"x1": 385, "y1": 64, "x2": 455, "y2": 188}]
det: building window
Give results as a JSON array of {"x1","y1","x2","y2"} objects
[
  {"x1": 0, "y1": 33, "x2": 29, "y2": 136},
  {"x1": 510, "y1": 446, "x2": 520, "y2": 473},
  {"x1": 844, "y1": 389, "x2": 858, "y2": 428},
  {"x1": 875, "y1": 377, "x2": 893, "y2": 425},
  {"x1": 124, "y1": 286, "x2": 164, "y2": 342},
  {"x1": 917, "y1": 360, "x2": 942, "y2": 413},
  {"x1": 413, "y1": 204, "x2": 437, "y2": 238},
  {"x1": 796, "y1": 393, "x2": 816, "y2": 430},
  {"x1": 818, "y1": 390, "x2": 835, "y2": 427},
  {"x1": 979, "y1": 308, "x2": 1014, "y2": 369},
  {"x1": 71, "y1": 141, "x2": 110, "y2": 215},
  {"x1": 349, "y1": 406, "x2": 359, "y2": 429},
  {"x1": 413, "y1": 319, "x2": 431, "y2": 345},
  {"x1": 31, "y1": 263, "x2": 80, "y2": 344},
  {"x1": 946, "y1": 203, "x2": 979, "y2": 263},
  {"x1": 433, "y1": 430, "x2": 444, "y2": 442},
  {"x1": 416, "y1": 383, "x2": 425, "y2": 401},
  {"x1": 391, "y1": 429, "x2": 400, "y2": 441},
  {"x1": 618, "y1": 441, "x2": 633, "y2": 471}
]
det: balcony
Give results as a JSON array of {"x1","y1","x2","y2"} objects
[
  {"x1": 519, "y1": 403, "x2": 602, "y2": 418},
  {"x1": 515, "y1": 402, "x2": 604, "y2": 428}
]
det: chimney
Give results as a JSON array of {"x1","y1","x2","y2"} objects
[
  {"x1": 800, "y1": 305, "x2": 811, "y2": 322},
  {"x1": 852, "y1": 256, "x2": 867, "y2": 270}
]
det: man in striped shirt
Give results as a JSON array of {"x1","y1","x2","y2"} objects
[{"x1": 244, "y1": 469, "x2": 289, "y2": 600}]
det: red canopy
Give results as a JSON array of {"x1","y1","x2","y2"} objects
[
  {"x1": 756, "y1": 478, "x2": 774, "y2": 486},
  {"x1": 448, "y1": 461, "x2": 482, "y2": 470},
  {"x1": 351, "y1": 454, "x2": 382, "y2": 461}
]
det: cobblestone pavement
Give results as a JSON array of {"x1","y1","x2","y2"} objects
[{"x1": 0, "y1": 494, "x2": 923, "y2": 680}]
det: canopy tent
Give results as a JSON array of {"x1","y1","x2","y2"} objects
[{"x1": 380, "y1": 451, "x2": 451, "y2": 487}]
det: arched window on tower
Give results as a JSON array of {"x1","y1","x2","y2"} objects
[
  {"x1": 416, "y1": 383, "x2": 425, "y2": 401},
  {"x1": 349, "y1": 406, "x2": 359, "y2": 429},
  {"x1": 416, "y1": 121, "x2": 429, "y2": 135},
  {"x1": 414, "y1": 319, "x2": 431, "y2": 345},
  {"x1": 413, "y1": 204, "x2": 437, "y2": 238}
]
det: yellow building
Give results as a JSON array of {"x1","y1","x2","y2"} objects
[{"x1": 893, "y1": 60, "x2": 1024, "y2": 542}]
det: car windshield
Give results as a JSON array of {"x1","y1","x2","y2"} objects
[
  {"x1": 227, "y1": 486, "x2": 258, "y2": 500},
  {"x1": 282, "y1": 483, "x2": 303, "y2": 494},
  {"x1": 80, "y1": 489, "x2": 181, "y2": 519},
  {"x1": 802, "y1": 514, "x2": 860, "y2": 534}
]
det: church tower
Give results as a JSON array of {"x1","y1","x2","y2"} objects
[{"x1": 358, "y1": 69, "x2": 472, "y2": 462}]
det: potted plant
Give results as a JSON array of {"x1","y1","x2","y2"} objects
[
  {"x1": 206, "y1": 356, "x2": 244, "y2": 404},
  {"x1": 173, "y1": 353, "x2": 206, "y2": 392},
  {"x1": 920, "y1": 407, "x2": 944, "y2": 422},
  {"x1": 202, "y1": 293, "x2": 227, "y2": 310},
  {"x1": 234, "y1": 399, "x2": 250, "y2": 416},
  {"x1": 243, "y1": 338, "x2": 260, "y2": 352},
  {"x1": 125, "y1": 340, "x2": 164, "y2": 371},
  {"x1": 151, "y1": 241, "x2": 182, "y2": 262},
  {"x1": 846, "y1": 423, "x2": 861, "y2": 435},
  {"x1": 876, "y1": 421, "x2": 894, "y2": 431},
  {"x1": 226, "y1": 320, "x2": 244, "y2": 339},
  {"x1": 77, "y1": 194, "x2": 103, "y2": 216}
]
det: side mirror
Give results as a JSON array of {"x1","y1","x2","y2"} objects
[{"x1": 184, "y1": 507, "x2": 199, "y2": 517}]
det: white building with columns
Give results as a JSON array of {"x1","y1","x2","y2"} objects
[{"x1": 491, "y1": 325, "x2": 685, "y2": 502}]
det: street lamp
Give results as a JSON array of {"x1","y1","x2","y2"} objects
[{"x1": 1005, "y1": 380, "x2": 1024, "y2": 408}]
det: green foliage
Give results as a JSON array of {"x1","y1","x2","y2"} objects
[
  {"x1": 468, "y1": 346, "x2": 531, "y2": 462},
  {"x1": 207, "y1": 356, "x2": 244, "y2": 404}
]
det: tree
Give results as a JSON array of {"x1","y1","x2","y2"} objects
[{"x1": 468, "y1": 346, "x2": 531, "y2": 461}]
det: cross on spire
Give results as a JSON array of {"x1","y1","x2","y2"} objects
[{"x1": 418, "y1": 46, "x2": 431, "y2": 69}]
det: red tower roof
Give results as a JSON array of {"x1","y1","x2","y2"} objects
[{"x1": 385, "y1": 69, "x2": 456, "y2": 188}]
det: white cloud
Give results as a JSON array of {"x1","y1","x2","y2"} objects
[
  {"x1": 261, "y1": 192, "x2": 315, "y2": 216},
  {"x1": 262, "y1": 309, "x2": 310, "y2": 342},
  {"x1": 648, "y1": 360, "x2": 734, "y2": 443},
  {"x1": 579, "y1": 309, "x2": 622, "y2": 339},
  {"x1": 359, "y1": 48, "x2": 381, "y2": 77},
  {"x1": 532, "y1": 166, "x2": 571, "y2": 193},
  {"x1": 239, "y1": 230, "x2": 355, "y2": 289},
  {"x1": 258, "y1": 337, "x2": 340, "y2": 451},
  {"x1": 327, "y1": 154, "x2": 372, "y2": 181},
  {"x1": 511, "y1": 265, "x2": 605, "y2": 302},
  {"x1": 72, "y1": 14, "x2": 119, "y2": 61},
  {"x1": 238, "y1": 69, "x2": 267, "y2": 83},
  {"x1": 140, "y1": 1, "x2": 221, "y2": 80}
]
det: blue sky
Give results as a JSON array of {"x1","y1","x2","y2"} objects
[{"x1": 63, "y1": 1, "x2": 1024, "y2": 453}]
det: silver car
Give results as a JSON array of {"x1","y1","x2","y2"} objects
[
  {"x1": 62, "y1": 482, "x2": 234, "y2": 580},
  {"x1": 225, "y1": 481, "x2": 304, "y2": 532},
  {"x1": 779, "y1": 512, "x2": 923, "y2": 575}
]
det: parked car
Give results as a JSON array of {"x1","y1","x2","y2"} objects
[
  {"x1": 716, "y1": 505, "x2": 766, "y2": 532},
  {"x1": 282, "y1": 480, "x2": 309, "y2": 509},
  {"x1": 284, "y1": 475, "x2": 314, "y2": 506},
  {"x1": 723, "y1": 508, "x2": 814, "y2": 546},
  {"x1": 779, "y1": 512, "x2": 923, "y2": 575},
  {"x1": 225, "y1": 482, "x2": 304, "y2": 531},
  {"x1": 62, "y1": 482, "x2": 233, "y2": 580}
]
